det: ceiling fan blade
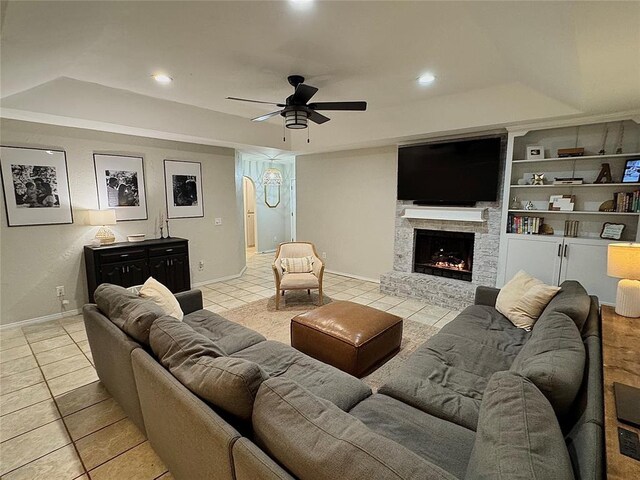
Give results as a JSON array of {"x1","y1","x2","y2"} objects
[
  {"x1": 252, "y1": 111, "x2": 283, "y2": 122},
  {"x1": 292, "y1": 84, "x2": 318, "y2": 104},
  {"x1": 308, "y1": 101, "x2": 367, "y2": 111},
  {"x1": 307, "y1": 110, "x2": 330, "y2": 125},
  {"x1": 227, "y1": 96, "x2": 285, "y2": 106}
]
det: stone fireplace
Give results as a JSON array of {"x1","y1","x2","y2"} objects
[
  {"x1": 380, "y1": 201, "x2": 502, "y2": 311},
  {"x1": 414, "y1": 230, "x2": 474, "y2": 282}
]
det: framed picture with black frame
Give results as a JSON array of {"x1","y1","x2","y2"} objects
[
  {"x1": 621, "y1": 158, "x2": 640, "y2": 183},
  {"x1": 164, "y1": 159, "x2": 204, "y2": 219},
  {"x1": 0, "y1": 146, "x2": 74, "y2": 226},
  {"x1": 93, "y1": 153, "x2": 148, "y2": 221}
]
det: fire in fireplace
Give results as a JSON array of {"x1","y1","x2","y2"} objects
[{"x1": 413, "y1": 230, "x2": 474, "y2": 282}]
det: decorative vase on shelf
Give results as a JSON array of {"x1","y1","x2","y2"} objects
[{"x1": 524, "y1": 201, "x2": 535, "y2": 211}]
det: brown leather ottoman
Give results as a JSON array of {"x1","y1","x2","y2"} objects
[{"x1": 291, "y1": 301, "x2": 403, "y2": 377}]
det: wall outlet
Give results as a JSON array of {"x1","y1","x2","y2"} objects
[
  {"x1": 322, "y1": 252, "x2": 327, "y2": 259},
  {"x1": 273, "y1": 236, "x2": 278, "y2": 242},
  {"x1": 56, "y1": 286, "x2": 65, "y2": 297},
  {"x1": 198, "y1": 261, "x2": 205, "y2": 271},
  {"x1": 214, "y1": 218, "x2": 222, "y2": 225}
]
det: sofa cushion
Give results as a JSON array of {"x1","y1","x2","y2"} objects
[
  {"x1": 350, "y1": 394, "x2": 475, "y2": 479},
  {"x1": 183, "y1": 309, "x2": 265, "y2": 355},
  {"x1": 95, "y1": 283, "x2": 165, "y2": 345},
  {"x1": 510, "y1": 311, "x2": 585, "y2": 418},
  {"x1": 465, "y1": 371, "x2": 574, "y2": 480},
  {"x1": 496, "y1": 270, "x2": 560, "y2": 331},
  {"x1": 232, "y1": 340, "x2": 371, "y2": 411},
  {"x1": 139, "y1": 277, "x2": 184, "y2": 321},
  {"x1": 253, "y1": 378, "x2": 457, "y2": 480},
  {"x1": 379, "y1": 306, "x2": 528, "y2": 431},
  {"x1": 539, "y1": 280, "x2": 591, "y2": 332},
  {"x1": 279, "y1": 272, "x2": 319, "y2": 289},
  {"x1": 439, "y1": 305, "x2": 531, "y2": 358},
  {"x1": 149, "y1": 316, "x2": 268, "y2": 420}
]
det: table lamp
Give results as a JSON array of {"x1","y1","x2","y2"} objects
[
  {"x1": 89, "y1": 209, "x2": 117, "y2": 245},
  {"x1": 607, "y1": 243, "x2": 640, "y2": 317}
]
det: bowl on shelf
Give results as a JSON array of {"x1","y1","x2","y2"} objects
[{"x1": 127, "y1": 234, "x2": 146, "y2": 243}]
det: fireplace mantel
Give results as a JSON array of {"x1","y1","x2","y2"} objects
[{"x1": 401, "y1": 206, "x2": 486, "y2": 223}]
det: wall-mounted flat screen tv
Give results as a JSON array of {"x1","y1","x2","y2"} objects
[{"x1": 397, "y1": 136, "x2": 503, "y2": 204}]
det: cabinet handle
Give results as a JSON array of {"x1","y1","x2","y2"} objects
[
  {"x1": 557, "y1": 244, "x2": 562, "y2": 257},
  {"x1": 120, "y1": 254, "x2": 129, "y2": 258},
  {"x1": 127, "y1": 266, "x2": 130, "y2": 273},
  {"x1": 563, "y1": 245, "x2": 568, "y2": 257},
  {"x1": 166, "y1": 248, "x2": 173, "y2": 252}
]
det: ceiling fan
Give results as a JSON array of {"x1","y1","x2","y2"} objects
[{"x1": 227, "y1": 75, "x2": 367, "y2": 129}]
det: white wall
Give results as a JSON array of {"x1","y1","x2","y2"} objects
[
  {"x1": 239, "y1": 156, "x2": 294, "y2": 252},
  {"x1": 0, "y1": 119, "x2": 245, "y2": 326},
  {"x1": 296, "y1": 146, "x2": 397, "y2": 281}
]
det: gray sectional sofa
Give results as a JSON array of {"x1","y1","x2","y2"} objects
[{"x1": 83, "y1": 280, "x2": 603, "y2": 480}]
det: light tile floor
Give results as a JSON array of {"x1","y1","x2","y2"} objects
[{"x1": 0, "y1": 252, "x2": 458, "y2": 478}]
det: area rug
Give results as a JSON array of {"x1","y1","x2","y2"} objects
[{"x1": 224, "y1": 295, "x2": 439, "y2": 391}]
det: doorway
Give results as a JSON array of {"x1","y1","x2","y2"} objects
[{"x1": 242, "y1": 176, "x2": 257, "y2": 257}]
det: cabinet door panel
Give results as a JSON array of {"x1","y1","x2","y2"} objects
[
  {"x1": 559, "y1": 240, "x2": 619, "y2": 304},
  {"x1": 149, "y1": 257, "x2": 169, "y2": 285},
  {"x1": 100, "y1": 263, "x2": 124, "y2": 286},
  {"x1": 167, "y1": 254, "x2": 190, "y2": 293},
  {"x1": 503, "y1": 237, "x2": 562, "y2": 286},
  {"x1": 125, "y1": 260, "x2": 148, "y2": 287}
]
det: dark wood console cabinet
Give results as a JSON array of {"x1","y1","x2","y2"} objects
[{"x1": 84, "y1": 237, "x2": 190, "y2": 302}]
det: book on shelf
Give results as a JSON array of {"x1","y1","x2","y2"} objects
[
  {"x1": 507, "y1": 214, "x2": 544, "y2": 235},
  {"x1": 613, "y1": 190, "x2": 640, "y2": 212}
]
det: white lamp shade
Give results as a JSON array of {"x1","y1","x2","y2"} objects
[
  {"x1": 89, "y1": 209, "x2": 117, "y2": 226},
  {"x1": 607, "y1": 243, "x2": 640, "y2": 280}
]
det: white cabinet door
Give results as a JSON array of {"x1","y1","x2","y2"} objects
[
  {"x1": 559, "y1": 239, "x2": 620, "y2": 304},
  {"x1": 503, "y1": 236, "x2": 563, "y2": 286}
]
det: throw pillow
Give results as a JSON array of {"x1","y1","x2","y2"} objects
[
  {"x1": 139, "y1": 276, "x2": 184, "y2": 321},
  {"x1": 496, "y1": 270, "x2": 560, "y2": 330},
  {"x1": 281, "y1": 256, "x2": 314, "y2": 273}
]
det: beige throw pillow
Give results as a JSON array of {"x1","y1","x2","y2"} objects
[
  {"x1": 281, "y1": 256, "x2": 314, "y2": 273},
  {"x1": 139, "y1": 277, "x2": 184, "y2": 321},
  {"x1": 496, "y1": 270, "x2": 560, "y2": 331}
]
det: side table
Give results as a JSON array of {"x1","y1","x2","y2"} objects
[{"x1": 601, "y1": 305, "x2": 640, "y2": 479}]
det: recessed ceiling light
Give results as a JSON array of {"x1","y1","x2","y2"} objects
[
  {"x1": 153, "y1": 74, "x2": 173, "y2": 84},
  {"x1": 418, "y1": 73, "x2": 436, "y2": 85},
  {"x1": 290, "y1": 0, "x2": 314, "y2": 10}
]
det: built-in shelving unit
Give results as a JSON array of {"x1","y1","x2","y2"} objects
[
  {"x1": 496, "y1": 115, "x2": 640, "y2": 302},
  {"x1": 510, "y1": 183, "x2": 640, "y2": 189}
]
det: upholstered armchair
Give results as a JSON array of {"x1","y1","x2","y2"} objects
[{"x1": 272, "y1": 242, "x2": 324, "y2": 310}]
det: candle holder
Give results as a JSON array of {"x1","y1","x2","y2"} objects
[
  {"x1": 165, "y1": 219, "x2": 171, "y2": 238},
  {"x1": 160, "y1": 225, "x2": 164, "y2": 239}
]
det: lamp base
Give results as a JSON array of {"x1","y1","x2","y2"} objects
[
  {"x1": 95, "y1": 226, "x2": 116, "y2": 245},
  {"x1": 615, "y1": 279, "x2": 640, "y2": 318}
]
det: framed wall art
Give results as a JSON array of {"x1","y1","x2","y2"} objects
[
  {"x1": 600, "y1": 222, "x2": 625, "y2": 240},
  {"x1": 0, "y1": 146, "x2": 73, "y2": 226},
  {"x1": 526, "y1": 145, "x2": 544, "y2": 160},
  {"x1": 164, "y1": 159, "x2": 204, "y2": 218},
  {"x1": 93, "y1": 154, "x2": 147, "y2": 221}
]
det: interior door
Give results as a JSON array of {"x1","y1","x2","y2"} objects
[
  {"x1": 503, "y1": 236, "x2": 563, "y2": 286},
  {"x1": 559, "y1": 239, "x2": 620, "y2": 304},
  {"x1": 243, "y1": 176, "x2": 256, "y2": 248}
]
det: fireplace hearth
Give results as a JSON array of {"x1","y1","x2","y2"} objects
[{"x1": 413, "y1": 230, "x2": 474, "y2": 282}]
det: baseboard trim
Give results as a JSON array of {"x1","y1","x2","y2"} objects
[
  {"x1": 191, "y1": 266, "x2": 248, "y2": 288},
  {"x1": 1, "y1": 308, "x2": 82, "y2": 331},
  {"x1": 325, "y1": 269, "x2": 380, "y2": 284}
]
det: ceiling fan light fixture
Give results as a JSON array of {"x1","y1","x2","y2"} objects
[{"x1": 285, "y1": 109, "x2": 308, "y2": 129}]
